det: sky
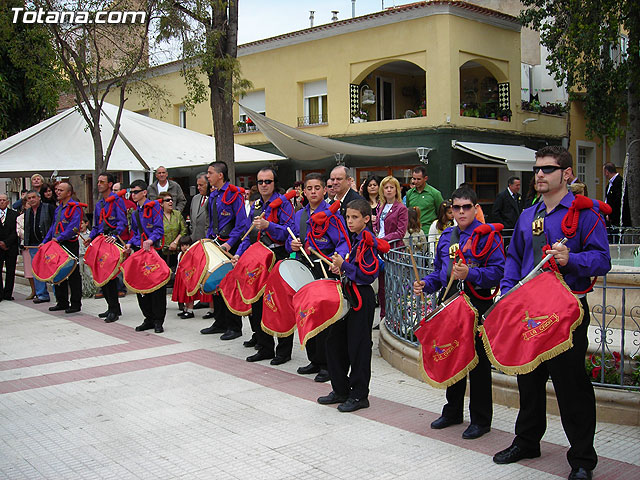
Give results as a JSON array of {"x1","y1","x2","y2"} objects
[{"x1": 237, "y1": 0, "x2": 402, "y2": 44}]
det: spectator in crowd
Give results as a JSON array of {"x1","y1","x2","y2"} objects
[
  {"x1": 326, "y1": 178, "x2": 337, "y2": 202},
  {"x1": 405, "y1": 166, "x2": 443, "y2": 234},
  {"x1": 403, "y1": 207, "x2": 428, "y2": 252},
  {"x1": 147, "y1": 166, "x2": 187, "y2": 212},
  {"x1": 569, "y1": 182, "x2": 587, "y2": 197},
  {"x1": 491, "y1": 176, "x2": 522, "y2": 230},
  {"x1": 30, "y1": 174, "x2": 45, "y2": 195},
  {"x1": 402, "y1": 177, "x2": 415, "y2": 205},
  {"x1": 158, "y1": 191, "x2": 187, "y2": 273},
  {"x1": 77, "y1": 216, "x2": 98, "y2": 298},
  {"x1": 41, "y1": 183, "x2": 56, "y2": 206},
  {"x1": 12, "y1": 189, "x2": 28, "y2": 211},
  {"x1": 373, "y1": 176, "x2": 408, "y2": 320},
  {"x1": 15, "y1": 207, "x2": 34, "y2": 299},
  {"x1": 524, "y1": 176, "x2": 541, "y2": 207},
  {"x1": 0, "y1": 193, "x2": 19, "y2": 301},
  {"x1": 362, "y1": 175, "x2": 381, "y2": 223},
  {"x1": 603, "y1": 162, "x2": 631, "y2": 228},
  {"x1": 23, "y1": 190, "x2": 55, "y2": 303},
  {"x1": 292, "y1": 180, "x2": 306, "y2": 211},
  {"x1": 330, "y1": 166, "x2": 364, "y2": 219},
  {"x1": 189, "y1": 173, "x2": 210, "y2": 242},
  {"x1": 427, "y1": 201, "x2": 454, "y2": 253}
]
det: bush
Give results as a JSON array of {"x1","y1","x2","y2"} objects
[{"x1": 585, "y1": 351, "x2": 621, "y2": 384}]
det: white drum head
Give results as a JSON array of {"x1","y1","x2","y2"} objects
[{"x1": 279, "y1": 259, "x2": 315, "y2": 292}]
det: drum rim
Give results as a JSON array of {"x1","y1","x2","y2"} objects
[{"x1": 32, "y1": 240, "x2": 79, "y2": 284}]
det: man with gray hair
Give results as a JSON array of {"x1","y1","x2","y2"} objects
[
  {"x1": 24, "y1": 190, "x2": 56, "y2": 303},
  {"x1": 189, "y1": 172, "x2": 210, "y2": 242},
  {"x1": 147, "y1": 166, "x2": 187, "y2": 212},
  {"x1": 329, "y1": 165, "x2": 364, "y2": 219}
]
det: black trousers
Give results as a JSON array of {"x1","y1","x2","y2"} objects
[
  {"x1": 136, "y1": 286, "x2": 167, "y2": 327},
  {"x1": 0, "y1": 249, "x2": 17, "y2": 299},
  {"x1": 513, "y1": 298, "x2": 596, "y2": 471},
  {"x1": 250, "y1": 298, "x2": 294, "y2": 357},
  {"x1": 53, "y1": 241, "x2": 82, "y2": 309},
  {"x1": 440, "y1": 294, "x2": 493, "y2": 427},
  {"x1": 211, "y1": 294, "x2": 242, "y2": 333},
  {"x1": 102, "y1": 277, "x2": 121, "y2": 314},
  {"x1": 326, "y1": 284, "x2": 375, "y2": 400}
]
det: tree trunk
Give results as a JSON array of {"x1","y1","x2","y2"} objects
[{"x1": 209, "y1": 71, "x2": 236, "y2": 183}]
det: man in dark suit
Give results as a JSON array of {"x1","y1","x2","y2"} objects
[
  {"x1": 492, "y1": 176, "x2": 522, "y2": 230},
  {"x1": 189, "y1": 173, "x2": 209, "y2": 242},
  {"x1": 330, "y1": 166, "x2": 364, "y2": 218},
  {"x1": 0, "y1": 193, "x2": 19, "y2": 301},
  {"x1": 603, "y1": 162, "x2": 631, "y2": 228}
]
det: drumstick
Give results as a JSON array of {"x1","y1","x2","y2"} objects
[
  {"x1": 212, "y1": 241, "x2": 234, "y2": 260},
  {"x1": 441, "y1": 260, "x2": 462, "y2": 301},
  {"x1": 308, "y1": 247, "x2": 333, "y2": 266},
  {"x1": 408, "y1": 244, "x2": 425, "y2": 304},
  {"x1": 286, "y1": 227, "x2": 314, "y2": 267},
  {"x1": 240, "y1": 213, "x2": 266, "y2": 242},
  {"x1": 519, "y1": 237, "x2": 569, "y2": 285}
]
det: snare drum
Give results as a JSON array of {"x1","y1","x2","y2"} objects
[
  {"x1": 261, "y1": 259, "x2": 315, "y2": 337},
  {"x1": 32, "y1": 240, "x2": 78, "y2": 285},
  {"x1": 201, "y1": 240, "x2": 234, "y2": 294},
  {"x1": 84, "y1": 235, "x2": 125, "y2": 287},
  {"x1": 292, "y1": 279, "x2": 350, "y2": 348}
]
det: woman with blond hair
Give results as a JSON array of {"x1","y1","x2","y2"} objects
[{"x1": 373, "y1": 175, "x2": 408, "y2": 320}]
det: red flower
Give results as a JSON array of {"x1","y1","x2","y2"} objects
[{"x1": 592, "y1": 366, "x2": 601, "y2": 379}]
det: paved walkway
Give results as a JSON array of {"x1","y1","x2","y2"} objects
[{"x1": 1, "y1": 283, "x2": 639, "y2": 479}]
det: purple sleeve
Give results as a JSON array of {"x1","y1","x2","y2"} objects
[
  {"x1": 90, "y1": 203, "x2": 102, "y2": 239},
  {"x1": 55, "y1": 204, "x2": 82, "y2": 242},
  {"x1": 226, "y1": 195, "x2": 248, "y2": 248},
  {"x1": 235, "y1": 207, "x2": 255, "y2": 257},
  {"x1": 500, "y1": 215, "x2": 529, "y2": 295},
  {"x1": 114, "y1": 198, "x2": 128, "y2": 236},
  {"x1": 130, "y1": 209, "x2": 141, "y2": 247},
  {"x1": 285, "y1": 210, "x2": 302, "y2": 253},
  {"x1": 341, "y1": 246, "x2": 378, "y2": 284},
  {"x1": 148, "y1": 204, "x2": 164, "y2": 243},
  {"x1": 563, "y1": 211, "x2": 610, "y2": 278},
  {"x1": 465, "y1": 236, "x2": 505, "y2": 288},
  {"x1": 265, "y1": 197, "x2": 295, "y2": 244}
]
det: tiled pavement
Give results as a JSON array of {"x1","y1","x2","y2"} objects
[{"x1": 1, "y1": 283, "x2": 639, "y2": 479}]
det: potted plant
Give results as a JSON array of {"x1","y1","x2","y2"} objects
[
  {"x1": 245, "y1": 117, "x2": 255, "y2": 131},
  {"x1": 419, "y1": 99, "x2": 426, "y2": 116},
  {"x1": 236, "y1": 120, "x2": 246, "y2": 133}
]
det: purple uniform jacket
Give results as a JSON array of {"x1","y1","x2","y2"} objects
[
  {"x1": 43, "y1": 201, "x2": 83, "y2": 243},
  {"x1": 90, "y1": 193, "x2": 127, "y2": 239},
  {"x1": 501, "y1": 192, "x2": 611, "y2": 295},
  {"x1": 421, "y1": 219, "x2": 505, "y2": 295},
  {"x1": 236, "y1": 192, "x2": 295, "y2": 256},
  {"x1": 285, "y1": 200, "x2": 350, "y2": 259},
  {"x1": 130, "y1": 199, "x2": 164, "y2": 248},
  {"x1": 341, "y1": 229, "x2": 379, "y2": 285},
  {"x1": 206, "y1": 182, "x2": 247, "y2": 247}
]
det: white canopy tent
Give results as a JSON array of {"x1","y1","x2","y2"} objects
[
  {"x1": 451, "y1": 140, "x2": 537, "y2": 171},
  {"x1": 0, "y1": 103, "x2": 286, "y2": 177}
]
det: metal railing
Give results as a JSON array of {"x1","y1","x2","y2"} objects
[
  {"x1": 383, "y1": 242, "x2": 640, "y2": 391},
  {"x1": 297, "y1": 114, "x2": 328, "y2": 127}
]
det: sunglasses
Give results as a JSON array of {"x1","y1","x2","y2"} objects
[
  {"x1": 533, "y1": 165, "x2": 565, "y2": 175},
  {"x1": 164, "y1": 198, "x2": 173, "y2": 202},
  {"x1": 257, "y1": 179, "x2": 273, "y2": 185},
  {"x1": 451, "y1": 203, "x2": 474, "y2": 212},
  {"x1": 130, "y1": 189, "x2": 144, "y2": 194}
]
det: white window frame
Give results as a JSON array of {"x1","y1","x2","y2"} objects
[
  {"x1": 303, "y1": 80, "x2": 328, "y2": 125},
  {"x1": 576, "y1": 140, "x2": 597, "y2": 197},
  {"x1": 178, "y1": 106, "x2": 187, "y2": 128}
]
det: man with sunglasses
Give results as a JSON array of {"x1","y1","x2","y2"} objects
[
  {"x1": 413, "y1": 186, "x2": 505, "y2": 440},
  {"x1": 493, "y1": 146, "x2": 610, "y2": 480},
  {"x1": 200, "y1": 161, "x2": 248, "y2": 340},
  {"x1": 234, "y1": 167, "x2": 295, "y2": 364}
]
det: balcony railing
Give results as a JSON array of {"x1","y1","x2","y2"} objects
[{"x1": 297, "y1": 114, "x2": 328, "y2": 127}]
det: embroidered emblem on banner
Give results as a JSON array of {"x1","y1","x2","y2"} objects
[
  {"x1": 449, "y1": 243, "x2": 460, "y2": 258},
  {"x1": 296, "y1": 306, "x2": 316, "y2": 327},
  {"x1": 142, "y1": 262, "x2": 160, "y2": 276},
  {"x1": 265, "y1": 290, "x2": 277, "y2": 312},
  {"x1": 521, "y1": 310, "x2": 559, "y2": 340},
  {"x1": 184, "y1": 267, "x2": 195, "y2": 280},
  {"x1": 532, "y1": 218, "x2": 544, "y2": 236},
  {"x1": 245, "y1": 265, "x2": 264, "y2": 285},
  {"x1": 44, "y1": 253, "x2": 58, "y2": 264},
  {"x1": 97, "y1": 252, "x2": 110, "y2": 265},
  {"x1": 432, "y1": 340, "x2": 459, "y2": 362}
]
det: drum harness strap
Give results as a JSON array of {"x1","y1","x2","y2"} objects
[
  {"x1": 255, "y1": 193, "x2": 296, "y2": 245},
  {"x1": 533, "y1": 195, "x2": 610, "y2": 295},
  {"x1": 54, "y1": 201, "x2": 87, "y2": 242},
  {"x1": 134, "y1": 201, "x2": 164, "y2": 250},
  {"x1": 307, "y1": 201, "x2": 352, "y2": 262},
  {"x1": 209, "y1": 184, "x2": 243, "y2": 242}
]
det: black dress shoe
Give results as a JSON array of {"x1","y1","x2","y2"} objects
[
  {"x1": 3, "y1": 296, "x2": 14, "y2": 301},
  {"x1": 246, "y1": 350, "x2": 275, "y2": 362},
  {"x1": 179, "y1": 311, "x2": 195, "y2": 319},
  {"x1": 154, "y1": 326, "x2": 164, "y2": 333},
  {"x1": 104, "y1": 312, "x2": 119, "y2": 323},
  {"x1": 135, "y1": 323, "x2": 155, "y2": 332},
  {"x1": 65, "y1": 307, "x2": 81, "y2": 314},
  {"x1": 220, "y1": 330, "x2": 241, "y2": 341},
  {"x1": 462, "y1": 424, "x2": 491, "y2": 439},
  {"x1": 99, "y1": 311, "x2": 109, "y2": 318},
  {"x1": 430, "y1": 415, "x2": 463, "y2": 429},
  {"x1": 49, "y1": 304, "x2": 68, "y2": 312},
  {"x1": 568, "y1": 467, "x2": 592, "y2": 480},
  {"x1": 314, "y1": 370, "x2": 330, "y2": 383},
  {"x1": 270, "y1": 355, "x2": 291, "y2": 366},
  {"x1": 200, "y1": 324, "x2": 225, "y2": 334},
  {"x1": 493, "y1": 445, "x2": 541, "y2": 464},
  {"x1": 243, "y1": 338, "x2": 258, "y2": 348},
  {"x1": 33, "y1": 298, "x2": 50, "y2": 304},
  {"x1": 338, "y1": 397, "x2": 370, "y2": 413},
  {"x1": 317, "y1": 391, "x2": 349, "y2": 405},
  {"x1": 297, "y1": 363, "x2": 321, "y2": 375},
  {"x1": 202, "y1": 311, "x2": 216, "y2": 320},
  {"x1": 194, "y1": 301, "x2": 209, "y2": 309}
]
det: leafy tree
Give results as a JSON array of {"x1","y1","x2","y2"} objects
[
  {"x1": 520, "y1": 0, "x2": 640, "y2": 226},
  {"x1": 156, "y1": 0, "x2": 251, "y2": 183},
  {"x1": 0, "y1": 0, "x2": 63, "y2": 139}
]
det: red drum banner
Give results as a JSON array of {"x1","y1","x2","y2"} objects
[
  {"x1": 481, "y1": 270, "x2": 584, "y2": 375},
  {"x1": 236, "y1": 242, "x2": 275, "y2": 304},
  {"x1": 219, "y1": 271, "x2": 252, "y2": 316},
  {"x1": 177, "y1": 240, "x2": 209, "y2": 297},
  {"x1": 414, "y1": 292, "x2": 479, "y2": 389},
  {"x1": 84, "y1": 235, "x2": 125, "y2": 287},
  {"x1": 292, "y1": 279, "x2": 349, "y2": 348},
  {"x1": 120, "y1": 248, "x2": 171, "y2": 294},
  {"x1": 32, "y1": 241, "x2": 78, "y2": 284}
]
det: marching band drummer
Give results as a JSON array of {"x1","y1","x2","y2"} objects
[
  {"x1": 233, "y1": 167, "x2": 295, "y2": 365},
  {"x1": 44, "y1": 181, "x2": 84, "y2": 314},
  {"x1": 286, "y1": 173, "x2": 350, "y2": 383},
  {"x1": 86, "y1": 172, "x2": 127, "y2": 323},
  {"x1": 200, "y1": 161, "x2": 248, "y2": 341},
  {"x1": 123, "y1": 180, "x2": 167, "y2": 334},
  {"x1": 413, "y1": 186, "x2": 505, "y2": 439},
  {"x1": 319, "y1": 199, "x2": 384, "y2": 413},
  {"x1": 492, "y1": 146, "x2": 611, "y2": 480}
]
